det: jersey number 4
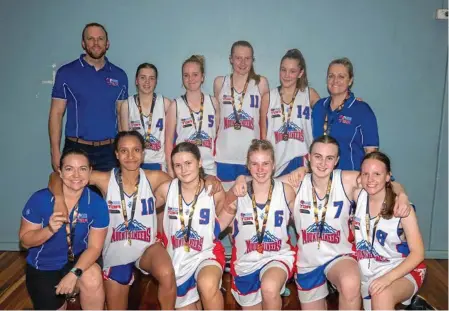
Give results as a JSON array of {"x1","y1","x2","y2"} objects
[{"x1": 297, "y1": 105, "x2": 310, "y2": 120}]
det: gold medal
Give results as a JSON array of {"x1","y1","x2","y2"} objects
[
  {"x1": 257, "y1": 243, "x2": 264, "y2": 254},
  {"x1": 282, "y1": 133, "x2": 289, "y2": 141},
  {"x1": 195, "y1": 138, "x2": 202, "y2": 146},
  {"x1": 234, "y1": 123, "x2": 241, "y2": 130},
  {"x1": 68, "y1": 253, "x2": 75, "y2": 262},
  {"x1": 184, "y1": 244, "x2": 190, "y2": 252}
]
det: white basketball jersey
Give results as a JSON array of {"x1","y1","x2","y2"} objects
[
  {"x1": 128, "y1": 94, "x2": 165, "y2": 165},
  {"x1": 215, "y1": 76, "x2": 261, "y2": 165},
  {"x1": 354, "y1": 190, "x2": 417, "y2": 283},
  {"x1": 266, "y1": 87, "x2": 313, "y2": 177},
  {"x1": 294, "y1": 170, "x2": 353, "y2": 272},
  {"x1": 103, "y1": 168, "x2": 157, "y2": 269},
  {"x1": 175, "y1": 94, "x2": 216, "y2": 176},
  {"x1": 231, "y1": 180, "x2": 295, "y2": 276},
  {"x1": 163, "y1": 179, "x2": 223, "y2": 285}
]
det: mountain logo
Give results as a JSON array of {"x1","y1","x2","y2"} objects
[
  {"x1": 186, "y1": 131, "x2": 213, "y2": 149},
  {"x1": 224, "y1": 111, "x2": 254, "y2": 130},
  {"x1": 171, "y1": 227, "x2": 204, "y2": 252},
  {"x1": 245, "y1": 230, "x2": 282, "y2": 254},
  {"x1": 274, "y1": 122, "x2": 304, "y2": 143},
  {"x1": 355, "y1": 240, "x2": 389, "y2": 263},
  {"x1": 301, "y1": 222, "x2": 341, "y2": 244},
  {"x1": 111, "y1": 219, "x2": 152, "y2": 243},
  {"x1": 144, "y1": 134, "x2": 161, "y2": 151}
]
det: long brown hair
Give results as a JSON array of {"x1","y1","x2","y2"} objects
[
  {"x1": 230, "y1": 40, "x2": 261, "y2": 84},
  {"x1": 362, "y1": 151, "x2": 396, "y2": 219}
]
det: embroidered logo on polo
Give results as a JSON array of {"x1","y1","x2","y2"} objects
[
  {"x1": 76, "y1": 213, "x2": 88, "y2": 223},
  {"x1": 223, "y1": 111, "x2": 254, "y2": 130},
  {"x1": 105, "y1": 78, "x2": 119, "y2": 87},
  {"x1": 111, "y1": 220, "x2": 151, "y2": 243},
  {"x1": 186, "y1": 131, "x2": 212, "y2": 148},
  {"x1": 338, "y1": 115, "x2": 352, "y2": 125},
  {"x1": 171, "y1": 227, "x2": 204, "y2": 251},
  {"x1": 245, "y1": 231, "x2": 281, "y2": 254},
  {"x1": 274, "y1": 122, "x2": 304, "y2": 143},
  {"x1": 302, "y1": 222, "x2": 341, "y2": 244},
  {"x1": 355, "y1": 240, "x2": 389, "y2": 263}
]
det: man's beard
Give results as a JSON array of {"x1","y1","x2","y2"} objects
[{"x1": 85, "y1": 47, "x2": 106, "y2": 60}]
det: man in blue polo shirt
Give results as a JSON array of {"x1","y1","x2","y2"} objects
[{"x1": 49, "y1": 22, "x2": 128, "y2": 171}]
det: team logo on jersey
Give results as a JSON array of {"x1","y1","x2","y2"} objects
[
  {"x1": 245, "y1": 231, "x2": 282, "y2": 254},
  {"x1": 105, "y1": 77, "x2": 119, "y2": 87},
  {"x1": 76, "y1": 213, "x2": 88, "y2": 223},
  {"x1": 167, "y1": 206, "x2": 178, "y2": 219},
  {"x1": 338, "y1": 115, "x2": 352, "y2": 125},
  {"x1": 144, "y1": 134, "x2": 161, "y2": 151},
  {"x1": 171, "y1": 227, "x2": 204, "y2": 251},
  {"x1": 302, "y1": 222, "x2": 341, "y2": 244},
  {"x1": 222, "y1": 95, "x2": 233, "y2": 105},
  {"x1": 111, "y1": 220, "x2": 152, "y2": 243},
  {"x1": 107, "y1": 200, "x2": 121, "y2": 214},
  {"x1": 181, "y1": 117, "x2": 193, "y2": 128},
  {"x1": 224, "y1": 111, "x2": 254, "y2": 130},
  {"x1": 130, "y1": 120, "x2": 142, "y2": 130},
  {"x1": 270, "y1": 108, "x2": 281, "y2": 118},
  {"x1": 186, "y1": 131, "x2": 213, "y2": 149},
  {"x1": 240, "y1": 212, "x2": 254, "y2": 225},
  {"x1": 355, "y1": 240, "x2": 389, "y2": 262},
  {"x1": 299, "y1": 200, "x2": 311, "y2": 214},
  {"x1": 274, "y1": 122, "x2": 304, "y2": 143}
]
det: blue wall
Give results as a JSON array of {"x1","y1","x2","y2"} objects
[{"x1": 1, "y1": 0, "x2": 447, "y2": 257}]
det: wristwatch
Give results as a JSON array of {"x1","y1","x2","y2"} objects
[{"x1": 70, "y1": 267, "x2": 83, "y2": 278}]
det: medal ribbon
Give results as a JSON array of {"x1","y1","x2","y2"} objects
[
  {"x1": 65, "y1": 201, "x2": 80, "y2": 262},
  {"x1": 136, "y1": 93, "x2": 157, "y2": 144},
  {"x1": 366, "y1": 195, "x2": 385, "y2": 268},
  {"x1": 178, "y1": 179, "x2": 202, "y2": 248},
  {"x1": 311, "y1": 173, "x2": 333, "y2": 249},
  {"x1": 182, "y1": 93, "x2": 204, "y2": 139},
  {"x1": 116, "y1": 170, "x2": 140, "y2": 245},
  {"x1": 249, "y1": 179, "x2": 274, "y2": 249},
  {"x1": 230, "y1": 74, "x2": 250, "y2": 126},
  {"x1": 323, "y1": 91, "x2": 350, "y2": 136},
  {"x1": 279, "y1": 87, "x2": 299, "y2": 136}
]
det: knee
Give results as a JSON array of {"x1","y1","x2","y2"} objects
[
  {"x1": 79, "y1": 264, "x2": 103, "y2": 293},
  {"x1": 260, "y1": 278, "x2": 281, "y2": 300},
  {"x1": 154, "y1": 264, "x2": 176, "y2": 288},
  {"x1": 197, "y1": 275, "x2": 220, "y2": 298},
  {"x1": 337, "y1": 275, "x2": 361, "y2": 301},
  {"x1": 371, "y1": 288, "x2": 395, "y2": 309}
]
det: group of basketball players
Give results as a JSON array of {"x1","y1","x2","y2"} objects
[{"x1": 20, "y1": 38, "x2": 427, "y2": 311}]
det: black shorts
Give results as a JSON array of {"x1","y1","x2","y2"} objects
[{"x1": 26, "y1": 256, "x2": 103, "y2": 310}]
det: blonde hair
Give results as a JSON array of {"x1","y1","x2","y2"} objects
[
  {"x1": 182, "y1": 54, "x2": 205, "y2": 75},
  {"x1": 246, "y1": 139, "x2": 275, "y2": 168}
]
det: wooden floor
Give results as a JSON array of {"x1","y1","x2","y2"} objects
[{"x1": 0, "y1": 251, "x2": 447, "y2": 310}]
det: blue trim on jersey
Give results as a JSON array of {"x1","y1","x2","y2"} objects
[
  {"x1": 141, "y1": 162, "x2": 162, "y2": 171},
  {"x1": 232, "y1": 218, "x2": 239, "y2": 239},
  {"x1": 312, "y1": 93, "x2": 379, "y2": 170},
  {"x1": 216, "y1": 162, "x2": 249, "y2": 182},
  {"x1": 296, "y1": 255, "x2": 342, "y2": 291},
  {"x1": 52, "y1": 54, "x2": 128, "y2": 140},
  {"x1": 277, "y1": 156, "x2": 304, "y2": 177},
  {"x1": 177, "y1": 273, "x2": 197, "y2": 297},
  {"x1": 22, "y1": 188, "x2": 109, "y2": 270},
  {"x1": 233, "y1": 267, "x2": 262, "y2": 295}
]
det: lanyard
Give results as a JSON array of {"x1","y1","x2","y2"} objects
[
  {"x1": 178, "y1": 179, "x2": 202, "y2": 252},
  {"x1": 230, "y1": 74, "x2": 249, "y2": 129},
  {"x1": 182, "y1": 93, "x2": 204, "y2": 146},
  {"x1": 249, "y1": 179, "x2": 274, "y2": 254},
  {"x1": 65, "y1": 201, "x2": 80, "y2": 262},
  {"x1": 116, "y1": 170, "x2": 140, "y2": 245},
  {"x1": 279, "y1": 87, "x2": 299, "y2": 140},
  {"x1": 323, "y1": 92, "x2": 350, "y2": 136},
  {"x1": 311, "y1": 173, "x2": 333, "y2": 249},
  {"x1": 366, "y1": 195, "x2": 384, "y2": 268},
  {"x1": 136, "y1": 93, "x2": 157, "y2": 144}
]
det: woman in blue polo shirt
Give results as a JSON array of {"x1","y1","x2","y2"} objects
[
  {"x1": 312, "y1": 57, "x2": 379, "y2": 171},
  {"x1": 19, "y1": 149, "x2": 109, "y2": 310}
]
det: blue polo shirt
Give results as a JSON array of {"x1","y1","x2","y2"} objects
[
  {"x1": 312, "y1": 93, "x2": 379, "y2": 171},
  {"x1": 22, "y1": 187, "x2": 109, "y2": 271},
  {"x1": 52, "y1": 54, "x2": 128, "y2": 141}
]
